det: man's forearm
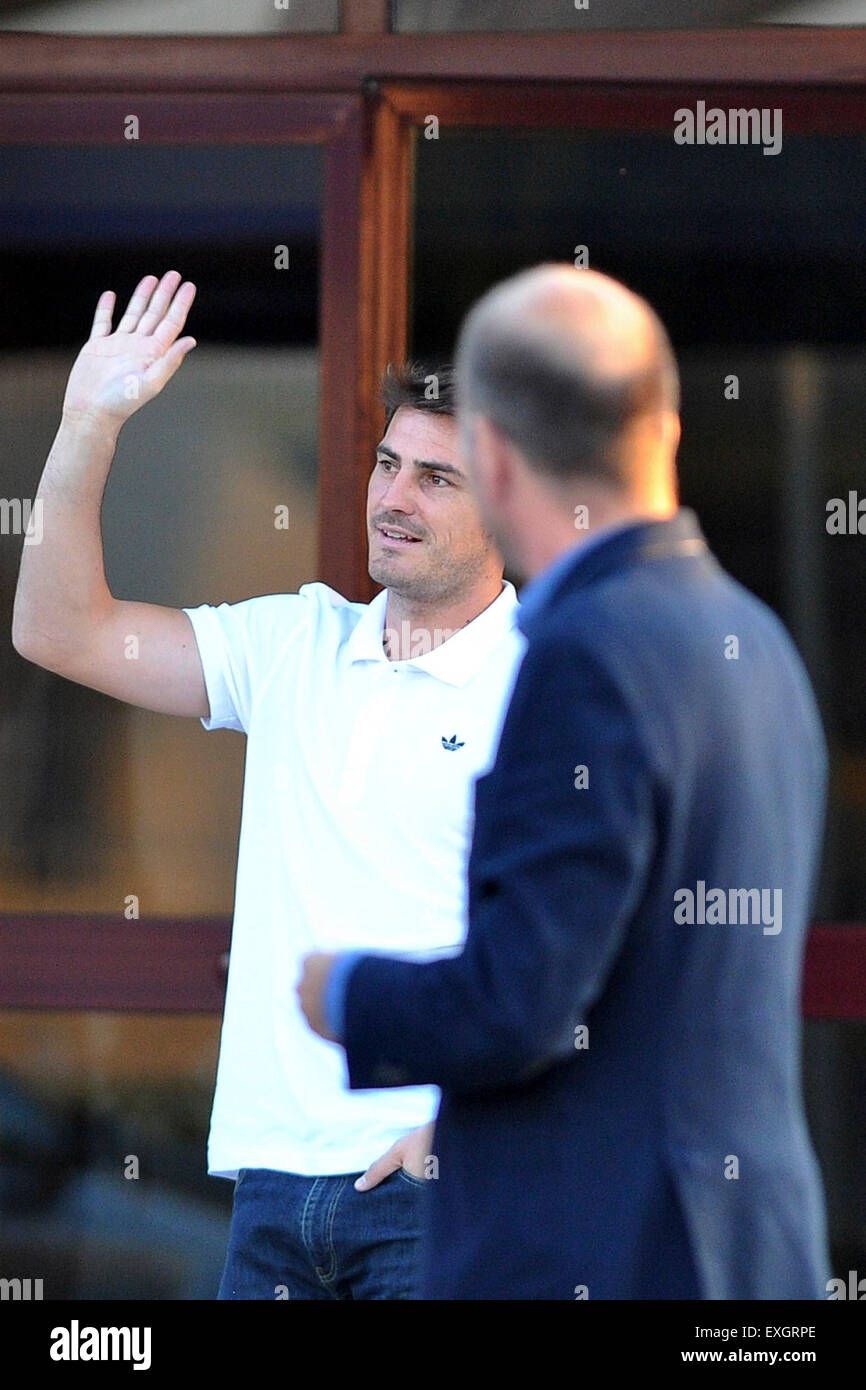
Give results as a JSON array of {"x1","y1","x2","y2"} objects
[{"x1": 12, "y1": 411, "x2": 120, "y2": 661}]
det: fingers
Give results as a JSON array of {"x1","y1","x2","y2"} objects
[
  {"x1": 142, "y1": 336, "x2": 196, "y2": 395},
  {"x1": 152, "y1": 279, "x2": 197, "y2": 351},
  {"x1": 89, "y1": 290, "x2": 116, "y2": 340},
  {"x1": 354, "y1": 1149, "x2": 401, "y2": 1191},
  {"x1": 115, "y1": 274, "x2": 160, "y2": 334},
  {"x1": 108, "y1": 271, "x2": 196, "y2": 347},
  {"x1": 135, "y1": 269, "x2": 184, "y2": 338}
]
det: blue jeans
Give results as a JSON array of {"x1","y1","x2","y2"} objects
[{"x1": 217, "y1": 1166, "x2": 428, "y2": 1300}]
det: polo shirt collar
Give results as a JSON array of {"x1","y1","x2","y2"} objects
[{"x1": 344, "y1": 581, "x2": 520, "y2": 687}]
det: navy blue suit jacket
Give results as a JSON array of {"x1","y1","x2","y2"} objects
[{"x1": 342, "y1": 510, "x2": 830, "y2": 1300}]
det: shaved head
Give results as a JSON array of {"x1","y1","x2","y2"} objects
[{"x1": 456, "y1": 264, "x2": 680, "y2": 487}]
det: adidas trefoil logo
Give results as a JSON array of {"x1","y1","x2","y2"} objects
[{"x1": 441, "y1": 733, "x2": 465, "y2": 751}]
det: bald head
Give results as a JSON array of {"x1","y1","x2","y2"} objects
[{"x1": 456, "y1": 264, "x2": 680, "y2": 489}]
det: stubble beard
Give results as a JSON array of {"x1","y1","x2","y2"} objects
[{"x1": 368, "y1": 543, "x2": 489, "y2": 608}]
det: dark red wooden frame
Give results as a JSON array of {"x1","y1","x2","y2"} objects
[
  {"x1": 384, "y1": 79, "x2": 866, "y2": 131},
  {"x1": 0, "y1": 916, "x2": 860, "y2": 1019},
  {"x1": 3, "y1": 30, "x2": 866, "y2": 91}
]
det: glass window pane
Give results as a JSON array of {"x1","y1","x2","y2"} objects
[
  {"x1": 0, "y1": 142, "x2": 320, "y2": 913},
  {"x1": 767, "y1": 1, "x2": 866, "y2": 22},
  {"x1": 0, "y1": 0, "x2": 339, "y2": 34},
  {"x1": 412, "y1": 124, "x2": 865, "y2": 920},
  {"x1": 412, "y1": 121, "x2": 866, "y2": 1278},
  {"x1": 393, "y1": 0, "x2": 850, "y2": 32},
  {"x1": 804, "y1": 1019, "x2": 866, "y2": 1276}
]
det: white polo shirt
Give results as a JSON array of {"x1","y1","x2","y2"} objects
[{"x1": 182, "y1": 580, "x2": 525, "y2": 1178}]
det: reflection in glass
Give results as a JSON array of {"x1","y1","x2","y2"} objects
[{"x1": 0, "y1": 1010, "x2": 228, "y2": 1300}]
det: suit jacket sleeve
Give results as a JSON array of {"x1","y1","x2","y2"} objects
[{"x1": 343, "y1": 630, "x2": 658, "y2": 1093}]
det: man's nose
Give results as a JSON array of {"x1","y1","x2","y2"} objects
[{"x1": 380, "y1": 470, "x2": 418, "y2": 512}]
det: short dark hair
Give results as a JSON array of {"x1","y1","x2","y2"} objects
[
  {"x1": 381, "y1": 361, "x2": 456, "y2": 431},
  {"x1": 458, "y1": 291, "x2": 680, "y2": 488}
]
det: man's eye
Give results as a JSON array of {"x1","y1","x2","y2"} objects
[
  {"x1": 377, "y1": 458, "x2": 396, "y2": 471},
  {"x1": 429, "y1": 474, "x2": 450, "y2": 486}
]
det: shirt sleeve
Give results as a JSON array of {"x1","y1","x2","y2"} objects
[
  {"x1": 182, "y1": 592, "x2": 313, "y2": 734},
  {"x1": 323, "y1": 952, "x2": 367, "y2": 1043}
]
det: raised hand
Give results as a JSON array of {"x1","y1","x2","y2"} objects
[{"x1": 62, "y1": 270, "x2": 197, "y2": 427}]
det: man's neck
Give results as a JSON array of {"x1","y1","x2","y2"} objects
[
  {"x1": 382, "y1": 578, "x2": 505, "y2": 661},
  {"x1": 518, "y1": 497, "x2": 678, "y2": 583}
]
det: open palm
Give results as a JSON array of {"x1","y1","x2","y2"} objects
[{"x1": 62, "y1": 270, "x2": 197, "y2": 424}]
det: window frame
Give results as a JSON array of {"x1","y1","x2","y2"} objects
[{"x1": 1, "y1": 29, "x2": 863, "y2": 1011}]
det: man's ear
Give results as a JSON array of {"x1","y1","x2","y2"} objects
[{"x1": 663, "y1": 410, "x2": 681, "y2": 457}]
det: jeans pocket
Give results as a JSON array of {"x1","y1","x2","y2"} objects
[{"x1": 395, "y1": 1166, "x2": 428, "y2": 1190}]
